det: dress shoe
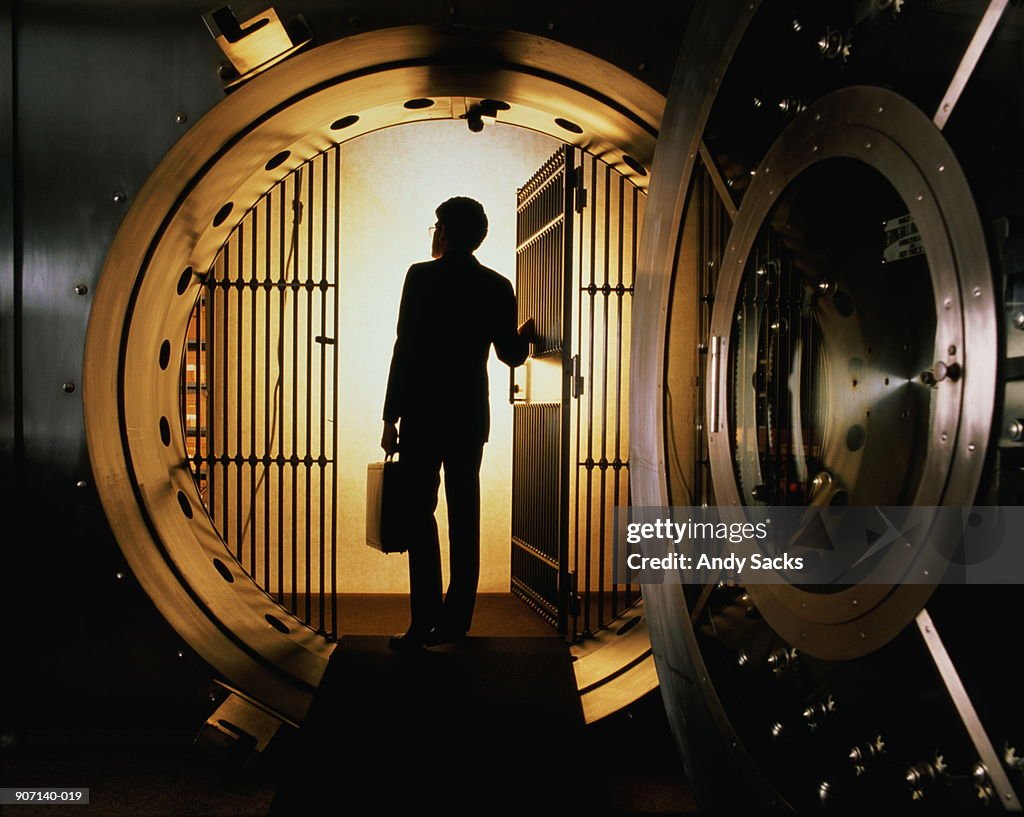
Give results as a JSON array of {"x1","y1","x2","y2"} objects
[
  {"x1": 423, "y1": 625, "x2": 468, "y2": 647},
  {"x1": 388, "y1": 628, "x2": 428, "y2": 651}
]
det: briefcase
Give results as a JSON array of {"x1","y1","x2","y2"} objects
[{"x1": 366, "y1": 455, "x2": 407, "y2": 553}]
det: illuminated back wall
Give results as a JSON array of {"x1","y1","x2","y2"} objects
[{"x1": 336, "y1": 120, "x2": 559, "y2": 593}]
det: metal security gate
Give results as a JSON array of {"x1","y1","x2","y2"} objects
[
  {"x1": 511, "y1": 146, "x2": 575, "y2": 633},
  {"x1": 183, "y1": 146, "x2": 341, "y2": 639},
  {"x1": 570, "y1": 152, "x2": 643, "y2": 639},
  {"x1": 511, "y1": 145, "x2": 644, "y2": 639}
]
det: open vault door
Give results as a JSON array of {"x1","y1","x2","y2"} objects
[{"x1": 511, "y1": 145, "x2": 644, "y2": 639}]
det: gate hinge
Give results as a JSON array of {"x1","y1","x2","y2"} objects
[
  {"x1": 572, "y1": 164, "x2": 587, "y2": 213},
  {"x1": 571, "y1": 354, "x2": 584, "y2": 398}
]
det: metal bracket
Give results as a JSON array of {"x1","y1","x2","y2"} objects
[
  {"x1": 203, "y1": 3, "x2": 312, "y2": 89},
  {"x1": 933, "y1": 0, "x2": 1009, "y2": 130},
  {"x1": 698, "y1": 141, "x2": 738, "y2": 221},
  {"x1": 194, "y1": 681, "x2": 293, "y2": 766},
  {"x1": 916, "y1": 609, "x2": 1022, "y2": 811}
]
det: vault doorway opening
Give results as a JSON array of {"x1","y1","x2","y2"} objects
[{"x1": 181, "y1": 119, "x2": 643, "y2": 645}]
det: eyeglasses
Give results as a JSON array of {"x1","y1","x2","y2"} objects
[{"x1": 428, "y1": 224, "x2": 441, "y2": 237}]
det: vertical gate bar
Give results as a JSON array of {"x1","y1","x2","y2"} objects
[
  {"x1": 291, "y1": 170, "x2": 300, "y2": 614},
  {"x1": 571, "y1": 163, "x2": 585, "y2": 640},
  {"x1": 627, "y1": 186, "x2": 639, "y2": 607},
  {"x1": 318, "y1": 152, "x2": 328, "y2": 633},
  {"x1": 330, "y1": 143, "x2": 340, "y2": 638},
  {"x1": 208, "y1": 269, "x2": 216, "y2": 528},
  {"x1": 277, "y1": 180, "x2": 287, "y2": 604},
  {"x1": 618, "y1": 184, "x2": 634, "y2": 606},
  {"x1": 303, "y1": 161, "x2": 314, "y2": 625},
  {"x1": 264, "y1": 194, "x2": 272, "y2": 594},
  {"x1": 235, "y1": 222, "x2": 245, "y2": 565},
  {"x1": 223, "y1": 237, "x2": 231, "y2": 551},
  {"x1": 611, "y1": 172, "x2": 623, "y2": 619},
  {"x1": 249, "y1": 210, "x2": 258, "y2": 583},
  {"x1": 583, "y1": 156, "x2": 597, "y2": 635},
  {"x1": 557, "y1": 146, "x2": 574, "y2": 635},
  {"x1": 597, "y1": 163, "x2": 611, "y2": 627},
  {"x1": 222, "y1": 244, "x2": 232, "y2": 558},
  {"x1": 213, "y1": 257, "x2": 220, "y2": 541},
  {"x1": 205, "y1": 284, "x2": 212, "y2": 519}
]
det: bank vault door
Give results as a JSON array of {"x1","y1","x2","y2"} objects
[{"x1": 511, "y1": 145, "x2": 643, "y2": 639}]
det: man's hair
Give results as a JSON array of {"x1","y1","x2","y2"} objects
[{"x1": 436, "y1": 197, "x2": 488, "y2": 252}]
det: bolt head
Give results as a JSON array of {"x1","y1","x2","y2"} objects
[
  {"x1": 174, "y1": 112, "x2": 187, "y2": 124},
  {"x1": 74, "y1": 284, "x2": 88, "y2": 295},
  {"x1": 112, "y1": 192, "x2": 127, "y2": 204},
  {"x1": 61, "y1": 382, "x2": 76, "y2": 393}
]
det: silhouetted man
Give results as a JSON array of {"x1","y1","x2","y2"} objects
[{"x1": 382, "y1": 197, "x2": 534, "y2": 649}]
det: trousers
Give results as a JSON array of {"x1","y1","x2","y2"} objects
[{"x1": 401, "y1": 432, "x2": 485, "y2": 634}]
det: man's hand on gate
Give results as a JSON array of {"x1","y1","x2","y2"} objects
[
  {"x1": 381, "y1": 421, "x2": 399, "y2": 456},
  {"x1": 517, "y1": 318, "x2": 537, "y2": 343}
]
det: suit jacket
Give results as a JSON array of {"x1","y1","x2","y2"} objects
[{"x1": 383, "y1": 251, "x2": 529, "y2": 444}]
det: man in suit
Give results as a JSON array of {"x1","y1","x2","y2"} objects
[{"x1": 382, "y1": 196, "x2": 534, "y2": 649}]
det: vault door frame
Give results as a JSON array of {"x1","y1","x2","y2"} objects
[
  {"x1": 511, "y1": 144, "x2": 576, "y2": 634},
  {"x1": 83, "y1": 24, "x2": 664, "y2": 723}
]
